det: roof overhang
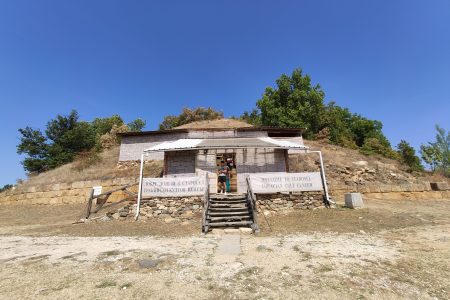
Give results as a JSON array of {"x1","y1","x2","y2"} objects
[
  {"x1": 143, "y1": 137, "x2": 309, "y2": 153},
  {"x1": 119, "y1": 126, "x2": 305, "y2": 137}
]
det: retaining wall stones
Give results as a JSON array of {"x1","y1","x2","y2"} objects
[
  {"x1": 0, "y1": 177, "x2": 138, "y2": 205},
  {"x1": 256, "y1": 192, "x2": 325, "y2": 212}
]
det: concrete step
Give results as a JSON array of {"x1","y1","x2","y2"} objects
[{"x1": 207, "y1": 221, "x2": 253, "y2": 227}]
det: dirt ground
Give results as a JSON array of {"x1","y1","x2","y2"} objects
[{"x1": 0, "y1": 198, "x2": 449, "y2": 300}]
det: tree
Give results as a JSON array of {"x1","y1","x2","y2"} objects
[
  {"x1": 91, "y1": 115, "x2": 124, "y2": 136},
  {"x1": 396, "y1": 140, "x2": 423, "y2": 172},
  {"x1": 0, "y1": 184, "x2": 13, "y2": 193},
  {"x1": 420, "y1": 144, "x2": 441, "y2": 172},
  {"x1": 45, "y1": 112, "x2": 96, "y2": 168},
  {"x1": 159, "y1": 107, "x2": 223, "y2": 130},
  {"x1": 17, "y1": 127, "x2": 49, "y2": 173},
  {"x1": 421, "y1": 125, "x2": 450, "y2": 176},
  {"x1": 239, "y1": 109, "x2": 261, "y2": 126},
  {"x1": 127, "y1": 118, "x2": 146, "y2": 131},
  {"x1": 256, "y1": 68, "x2": 325, "y2": 138}
]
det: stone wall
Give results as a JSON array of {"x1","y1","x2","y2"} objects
[
  {"x1": 0, "y1": 177, "x2": 138, "y2": 205},
  {"x1": 256, "y1": 192, "x2": 325, "y2": 212},
  {"x1": 329, "y1": 182, "x2": 450, "y2": 201},
  {"x1": 110, "y1": 196, "x2": 203, "y2": 222}
]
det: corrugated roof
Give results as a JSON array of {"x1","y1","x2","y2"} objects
[{"x1": 144, "y1": 137, "x2": 308, "y2": 153}]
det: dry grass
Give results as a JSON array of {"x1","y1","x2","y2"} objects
[
  {"x1": 16, "y1": 147, "x2": 162, "y2": 190},
  {"x1": 174, "y1": 118, "x2": 253, "y2": 129}
]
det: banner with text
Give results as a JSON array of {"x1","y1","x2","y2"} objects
[
  {"x1": 249, "y1": 172, "x2": 323, "y2": 194},
  {"x1": 142, "y1": 176, "x2": 206, "y2": 197}
]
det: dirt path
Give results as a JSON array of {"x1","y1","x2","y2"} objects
[{"x1": 0, "y1": 198, "x2": 449, "y2": 299}]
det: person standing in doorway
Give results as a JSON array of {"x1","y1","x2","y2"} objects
[{"x1": 217, "y1": 161, "x2": 229, "y2": 194}]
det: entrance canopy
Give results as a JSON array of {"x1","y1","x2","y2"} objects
[{"x1": 143, "y1": 137, "x2": 309, "y2": 153}]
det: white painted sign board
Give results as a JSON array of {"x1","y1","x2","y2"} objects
[
  {"x1": 249, "y1": 172, "x2": 323, "y2": 194},
  {"x1": 142, "y1": 176, "x2": 206, "y2": 197},
  {"x1": 92, "y1": 186, "x2": 102, "y2": 196}
]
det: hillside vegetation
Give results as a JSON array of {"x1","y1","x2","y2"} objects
[
  {"x1": 9, "y1": 140, "x2": 446, "y2": 196},
  {"x1": 13, "y1": 147, "x2": 163, "y2": 192}
]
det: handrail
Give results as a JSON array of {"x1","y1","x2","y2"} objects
[
  {"x1": 202, "y1": 172, "x2": 210, "y2": 233},
  {"x1": 246, "y1": 176, "x2": 259, "y2": 233}
]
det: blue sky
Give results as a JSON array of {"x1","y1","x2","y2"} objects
[{"x1": 0, "y1": 0, "x2": 449, "y2": 186}]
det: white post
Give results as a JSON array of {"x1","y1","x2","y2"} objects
[
  {"x1": 135, "y1": 153, "x2": 145, "y2": 220},
  {"x1": 308, "y1": 150, "x2": 334, "y2": 205}
]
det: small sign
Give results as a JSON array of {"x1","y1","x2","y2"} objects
[
  {"x1": 142, "y1": 176, "x2": 206, "y2": 197},
  {"x1": 250, "y1": 172, "x2": 323, "y2": 194},
  {"x1": 92, "y1": 186, "x2": 102, "y2": 196}
]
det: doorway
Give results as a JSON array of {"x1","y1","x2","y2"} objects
[{"x1": 216, "y1": 153, "x2": 237, "y2": 193}]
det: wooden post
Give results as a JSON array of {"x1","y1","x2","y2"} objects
[
  {"x1": 85, "y1": 188, "x2": 95, "y2": 219},
  {"x1": 284, "y1": 149, "x2": 290, "y2": 172}
]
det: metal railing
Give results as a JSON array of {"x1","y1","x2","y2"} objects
[
  {"x1": 202, "y1": 172, "x2": 210, "y2": 233},
  {"x1": 246, "y1": 176, "x2": 259, "y2": 233}
]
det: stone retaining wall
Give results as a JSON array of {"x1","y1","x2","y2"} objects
[
  {"x1": 256, "y1": 192, "x2": 325, "y2": 212},
  {"x1": 1, "y1": 179, "x2": 448, "y2": 206},
  {"x1": 0, "y1": 177, "x2": 138, "y2": 205}
]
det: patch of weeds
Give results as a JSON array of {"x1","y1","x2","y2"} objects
[
  {"x1": 293, "y1": 245, "x2": 300, "y2": 252},
  {"x1": 281, "y1": 265, "x2": 290, "y2": 271},
  {"x1": 207, "y1": 284, "x2": 216, "y2": 290},
  {"x1": 96, "y1": 281, "x2": 117, "y2": 288},
  {"x1": 316, "y1": 264, "x2": 334, "y2": 272},
  {"x1": 61, "y1": 252, "x2": 87, "y2": 260},
  {"x1": 301, "y1": 251, "x2": 312, "y2": 261},
  {"x1": 120, "y1": 283, "x2": 132, "y2": 289},
  {"x1": 101, "y1": 250, "x2": 121, "y2": 257},
  {"x1": 195, "y1": 275, "x2": 202, "y2": 281},
  {"x1": 235, "y1": 266, "x2": 263, "y2": 279},
  {"x1": 277, "y1": 239, "x2": 285, "y2": 247},
  {"x1": 28, "y1": 254, "x2": 50, "y2": 261},
  {"x1": 256, "y1": 245, "x2": 273, "y2": 252}
]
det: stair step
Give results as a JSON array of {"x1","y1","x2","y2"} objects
[
  {"x1": 208, "y1": 211, "x2": 249, "y2": 216},
  {"x1": 210, "y1": 200, "x2": 247, "y2": 204},
  {"x1": 207, "y1": 221, "x2": 253, "y2": 227},
  {"x1": 210, "y1": 195, "x2": 246, "y2": 200},
  {"x1": 208, "y1": 216, "x2": 251, "y2": 221},
  {"x1": 209, "y1": 207, "x2": 249, "y2": 212}
]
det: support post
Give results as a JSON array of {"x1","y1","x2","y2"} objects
[
  {"x1": 308, "y1": 150, "x2": 334, "y2": 205},
  {"x1": 135, "y1": 153, "x2": 145, "y2": 221}
]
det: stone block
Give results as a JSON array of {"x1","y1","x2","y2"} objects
[
  {"x1": 344, "y1": 193, "x2": 364, "y2": 209},
  {"x1": 430, "y1": 182, "x2": 449, "y2": 191},
  {"x1": 71, "y1": 181, "x2": 84, "y2": 189}
]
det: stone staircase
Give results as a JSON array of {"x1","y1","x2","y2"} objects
[{"x1": 204, "y1": 193, "x2": 255, "y2": 231}]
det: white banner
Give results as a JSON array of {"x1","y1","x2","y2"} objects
[
  {"x1": 249, "y1": 172, "x2": 323, "y2": 194},
  {"x1": 142, "y1": 176, "x2": 206, "y2": 197}
]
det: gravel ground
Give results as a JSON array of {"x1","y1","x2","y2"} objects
[{"x1": 0, "y1": 198, "x2": 449, "y2": 299}]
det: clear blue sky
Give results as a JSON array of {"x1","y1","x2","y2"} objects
[{"x1": 0, "y1": 0, "x2": 449, "y2": 186}]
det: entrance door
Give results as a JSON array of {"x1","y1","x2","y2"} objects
[{"x1": 215, "y1": 153, "x2": 237, "y2": 193}]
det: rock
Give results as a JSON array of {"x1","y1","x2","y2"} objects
[
  {"x1": 430, "y1": 182, "x2": 449, "y2": 191},
  {"x1": 352, "y1": 160, "x2": 368, "y2": 167},
  {"x1": 239, "y1": 228, "x2": 253, "y2": 234},
  {"x1": 119, "y1": 211, "x2": 128, "y2": 217},
  {"x1": 344, "y1": 193, "x2": 364, "y2": 209},
  {"x1": 99, "y1": 215, "x2": 112, "y2": 222},
  {"x1": 211, "y1": 228, "x2": 224, "y2": 235},
  {"x1": 192, "y1": 204, "x2": 200, "y2": 210},
  {"x1": 137, "y1": 259, "x2": 160, "y2": 269},
  {"x1": 224, "y1": 228, "x2": 240, "y2": 234},
  {"x1": 164, "y1": 217, "x2": 175, "y2": 224}
]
